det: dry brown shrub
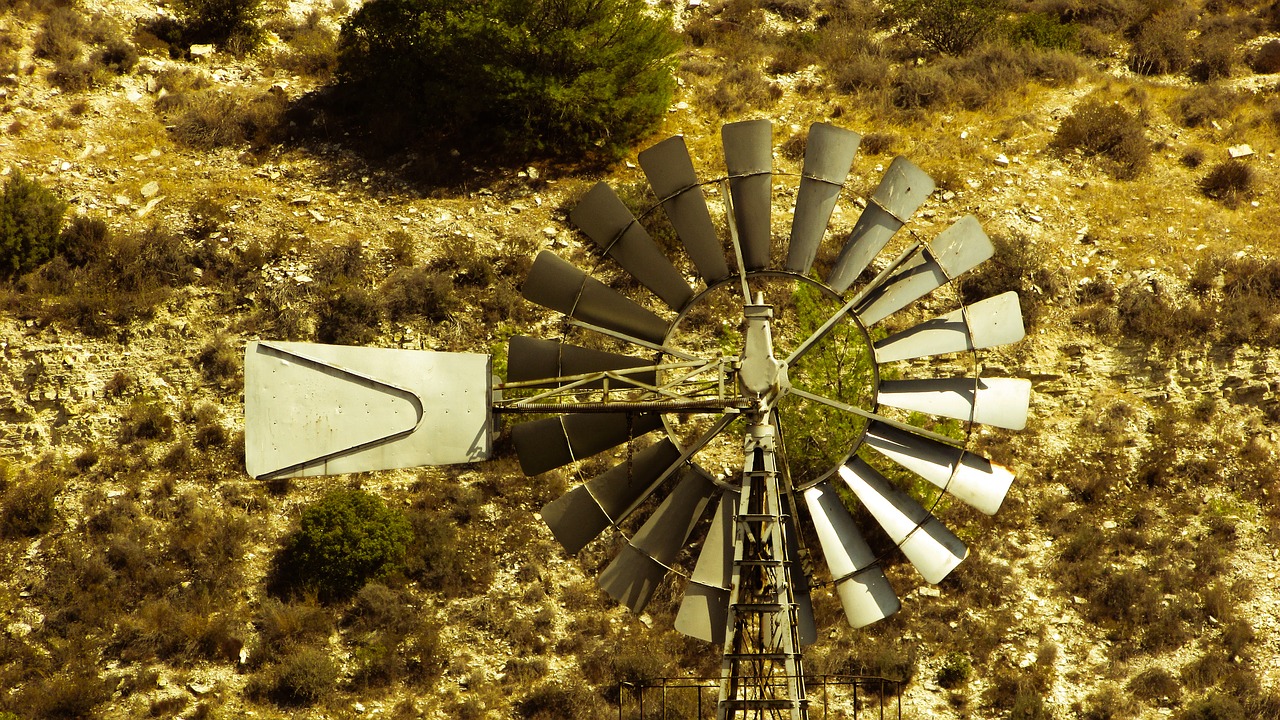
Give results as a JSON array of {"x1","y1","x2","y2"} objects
[
  {"x1": 1250, "y1": 39, "x2": 1280, "y2": 73},
  {"x1": 1053, "y1": 97, "x2": 1150, "y2": 179},
  {"x1": 1200, "y1": 160, "x2": 1254, "y2": 207},
  {"x1": 1128, "y1": 11, "x2": 1193, "y2": 75}
]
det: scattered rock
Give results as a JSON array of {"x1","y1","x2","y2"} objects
[
  {"x1": 140, "y1": 181, "x2": 160, "y2": 198},
  {"x1": 994, "y1": 154, "x2": 1010, "y2": 167},
  {"x1": 308, "y1": 208, "x2": 327, "y2": 223},
  {"x1": 1228, "y1": 144, "x2": 1254, "y2": 159},
  {"x1": 189, "y1": 44, "x2": 215, "y2": 59},
  {"x1": 188, "y1": 682, "x2": 214, "y2": 696}
]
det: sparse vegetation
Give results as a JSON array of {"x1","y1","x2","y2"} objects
[{"x1": 1, "y1": 0, "x2": 1279, "y2": 717}]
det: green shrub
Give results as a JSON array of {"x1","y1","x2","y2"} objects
[
  {"x1": 336, "y1": 0, "x2": 678, "y2": 158},
  {"x1": 58, "y1": 215, "x2": 109, "y2": 267},
  {"x1": 0, "y1": 171, "x2": 68, "y2": 278},
  {"x1": 119, "y1": 397, "x2": 175, "y2": 443},
  {"x1": 34, "y1": 7, "x2": 84, "y2": 61},
  {"x1": 249, "y1": 646, "x2": 338, "y2": 706},
  {"x1": 936, "y1": 652, "x2": 972, "y2": 688},
  {"x1": 174, "y1": 0, "x2": 264, "y2": 52},
  {"x1": 893, "y1": 0, "x2": 1005, "y2": 55},
  {"x1": 278, "y1": 489, "x2": 412, "y2": 600},
  {"x1": 194, "y1": 333, "x2": 240, "y2": 386},
  {"x1": 1128, "y1": 667, "x2": 1181, "y2": 706},
  {"x1": 1053, "y1": 98, "x2": 1149, "y2": 180},
  {"x1": 1010, "y1": 12, "x2": 1079, "y2": 50},
  {"x1": 1250, "y1": 39, "x2": 1280, "y2": 73},
  {"x1": 518, "y1": 681, "x2": 608, "y2": 720},
  {"x1": 168, "y1": 88, "x2": 285, "y2": 148},
  {"x1": 380, "y1": 268, "x2": 456, "y2": 323}
]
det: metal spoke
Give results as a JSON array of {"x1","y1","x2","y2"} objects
[{"x1": 785, "y1": 386, "x2": 964, "y2": 448}]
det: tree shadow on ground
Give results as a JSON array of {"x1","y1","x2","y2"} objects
[{"x1": 275, "y1": 86, "x2": 611, "y2": 200}]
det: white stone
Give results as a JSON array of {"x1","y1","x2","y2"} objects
[
  {"x1": 190, "y1": 44, "x2": 215, "y2": 58},
  {"x1": 141, "y1": 181, "x2": 160, "y2": 198},
  {"x1": 1228, "y1": 144, "x2": 1254, "y2": 158},
  {"x1": 994, "y1": 154, "x2": 1010, "y2": 167}
]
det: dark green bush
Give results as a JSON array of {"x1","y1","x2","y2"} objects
[
  {"x1": 936, "y1": 652, "x2": 972, "y2": 689},
  {"x1": 336, "y1": 0, "x2": 678, "y2": 158},
  {"x1": 1128, "y1": 667, "x2": 1181, "y2": 706},
  {"x1": 1010, "y1": 12, "x2": 1079, "y2": 50},
  {"x1": 250, "y1": 646, "x2": 338, "y2": 706},
  {"x1": 1053, "y1": 98, "x2": 1149, "y2": 179},
  {"x1": 58, "y1": 215, "x2": 109, "y2": 267},
  {"x1": 893, "y1": 0, "x2": 1005, "y2": 55},
  {"x1": 1250, "y1": 39, "x2": 1280, "y2": 73},
  {"x1": 0, "y1": 171, "x2": 68, "y2": 278},
  {"x1": 174, "y1": 0, "x2": 264, "y2": 52},
  {"x1": 278, "y1": 489, "x2": 412, "y2": 600},
  {"x1": 195, "y1": 334, "x2": 239, "y2": 386},
  {"x1": 118, "y1": 397, "x2": 175, "y2": 444},
  {"x1": 518, "y1": 681, "x2": 608, "y2": 720}
]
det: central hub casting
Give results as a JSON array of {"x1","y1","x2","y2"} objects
[{"x1": 738, "y1": 293, "x2": 789, "y2": 411}]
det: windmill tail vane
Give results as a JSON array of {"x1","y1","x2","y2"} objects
[{"x1": 243, "y1": 119, "x2": 1029, "y2": 720}]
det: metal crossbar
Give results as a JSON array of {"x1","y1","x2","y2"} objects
[{"x1": 618, "y1": 675, "x2": 904, "y2": 720}]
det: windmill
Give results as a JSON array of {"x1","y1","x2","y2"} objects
[{"x1": 245, "y1": 120, "x2": 1029, "y2": 719}]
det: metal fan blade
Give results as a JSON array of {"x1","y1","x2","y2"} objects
[
  {"x1": 522, "y1": 251, "x2": 670, "y2": 345},
  {"x1": 803, "y1": 482, "x2": 900, "y2": 628},
  {"x1": 571, "y1": 182, "x2": 694, "y2": 310},
  {"x1": 507, "y1": 336, "x2": 656, "y2": 389},
  {"x1": 856, "y1": 215, "x2": 995, "y2": 326},
  {"x1": 722, "y1": 119, "x2": 773, "y2": 270},
  {"x1": 540, "y1": 439, "x2": 682, "y2": 554},
  {"x1": 863, "y1": 422, "x2": 1014, "y2": 516},
  {"x1": 512, "y1": 412, "x2": 664, "y2": 476},
  {"x1": 675, "y1": 491, "x2": 737, "y2": 643},
  {"x1": 598, "y1": 468, "x2": 717, "y2": 613},
  {"x1": 783, "y1": 509, "x2": 818, "y2": 645},
  {"x1": 878, "y1": 377, "x2": 1032, "y2": 431},
  {"x1": 827, "y1": 157, "x2": 935, "y2": 293},
  {"x1": 838, "y1": 459, "x2": 967, "y2": 584},
  {"x1": 873, "y1": 292, "x2": 1026, "y2": 363},
  {"x1": 786, "y1": 123, "x2": 861, "y2": 275},
  {"x1": 639, "y1": 135, "x2": 731, "y2": 284}
]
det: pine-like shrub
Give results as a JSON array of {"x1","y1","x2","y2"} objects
[
  {"x1": 892, "y1": 0, "x2": 1006, "y2": 55},
  {"x1": 174, "y1": 0, "x2": 264, "y2": 52},
  {"x1": 335, "y1": 0, "x2": 679, "y2": 158},
  {"x1": 0, "y1": 171, "x2": 68, "y2": 278},
  {"x1": 278, "y1": 490, "x2": 412, "y2": 600}
]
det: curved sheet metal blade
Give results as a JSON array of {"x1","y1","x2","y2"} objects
[
  {"x1": 786, "y1": 123, "x2": 861, "y2": 275},
  {"x1": 857, "y1": 215, "x2": 995, "y2": 326},
  {"x1": 639, "y1": 135, "x2": 731, "y2": 284},
  {"x1": 599, "y1": 468, "x2": 716, "y2": 613},
  {"x1": 873, "y1": 292, "x2": 1026, "y2": 363},
  {"x1": 803, "y1": 482, "x2": 900, "y2": 627},
  {"x1": 522, "y1": 251, "x2": 670, "y2": 345},
  {"x1": 863, "y1": 422, "x2": 1014, "y2": 516},
  {"x1": 827, "y1": 157, "x2": 935, "y2": 293},
  {"x1": 675, "y1": 491, "x2": 737, "y2": 643},
  {"x1": 838, "y1": 459, "x2": 967, "y2": 585},
  {"x1": 512, "y1": 412, "x2": 664, "y2": 476},
  {"x1": 571, "y1": 182, "x2": 694, "y2": 310},
  {"x1": 507, "y1": 336, "x2": 656, "y2": 389},
  {"x1": 878, "y1": 377, "x2": 1032, "y2": 430},
  {"x1": 722, "y1": 119, "x2": 773, "y2": 270},
  {"x1": 539, "y1": 439, "x2": 683, "y2": 554}
]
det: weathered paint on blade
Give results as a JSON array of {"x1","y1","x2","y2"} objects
[
  {"x1": 878, "y1": 377, "x2": 1032, "y2": 430},
  {"x1": 571, "y1": 182, "x2": 694, "y2": 310},
  {"x1": 522, "y1": 251, "x2": 669, "y2": 345},
  {"x1": 803, "y1": 482, "x2": 901, "y2": 627},
  {"x1": 506, "y1": 336, "x2": 656, "y2": 389},
  {"x1": 639, "y1": 135, "x2": 731, "y2": 284},
  {"x1": 873, "y1": 292, "x2": 1026, "y2": 363},
  {"x1": 838, "y1": 459, "x2": 967, "y2": 585},
  {"x1": 598, "y1": 469, "x2": 716, "y2": 613},
  {"x1": 863, "y1": 422, "x2": 1015, "y2": 516},
  {"x1": 722, "y1": 119, "x2": 773, "y2": 270},
  {"x1": 539, "y1": 439, "x2": 683, "y2": 555},
  {"x1": 827, "y1": 157, "x2": 935, "y2": 293},
  {"x1": 675, "y1": 491, "x2": 737, "y2": 643},
  {"x1": 786, "y1": 123, "x2": 861, "y2": 275}
]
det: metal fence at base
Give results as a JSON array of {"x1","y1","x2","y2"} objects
[{"x1": 617, "y1": 675, "x2": 904, "y2": 720}]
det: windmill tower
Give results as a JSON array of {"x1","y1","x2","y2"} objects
[{"x1": 245, "y1": 120, "x2": 1029, "y2": 719}]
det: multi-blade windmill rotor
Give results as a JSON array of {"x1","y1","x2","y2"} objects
[{"x1": 244, "y1": 119, "x2": 1029, "y2": 720}]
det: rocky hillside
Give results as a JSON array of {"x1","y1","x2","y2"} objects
[{"x1": 1, "y1": 0, "x2": 1279, "y2": 718}]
